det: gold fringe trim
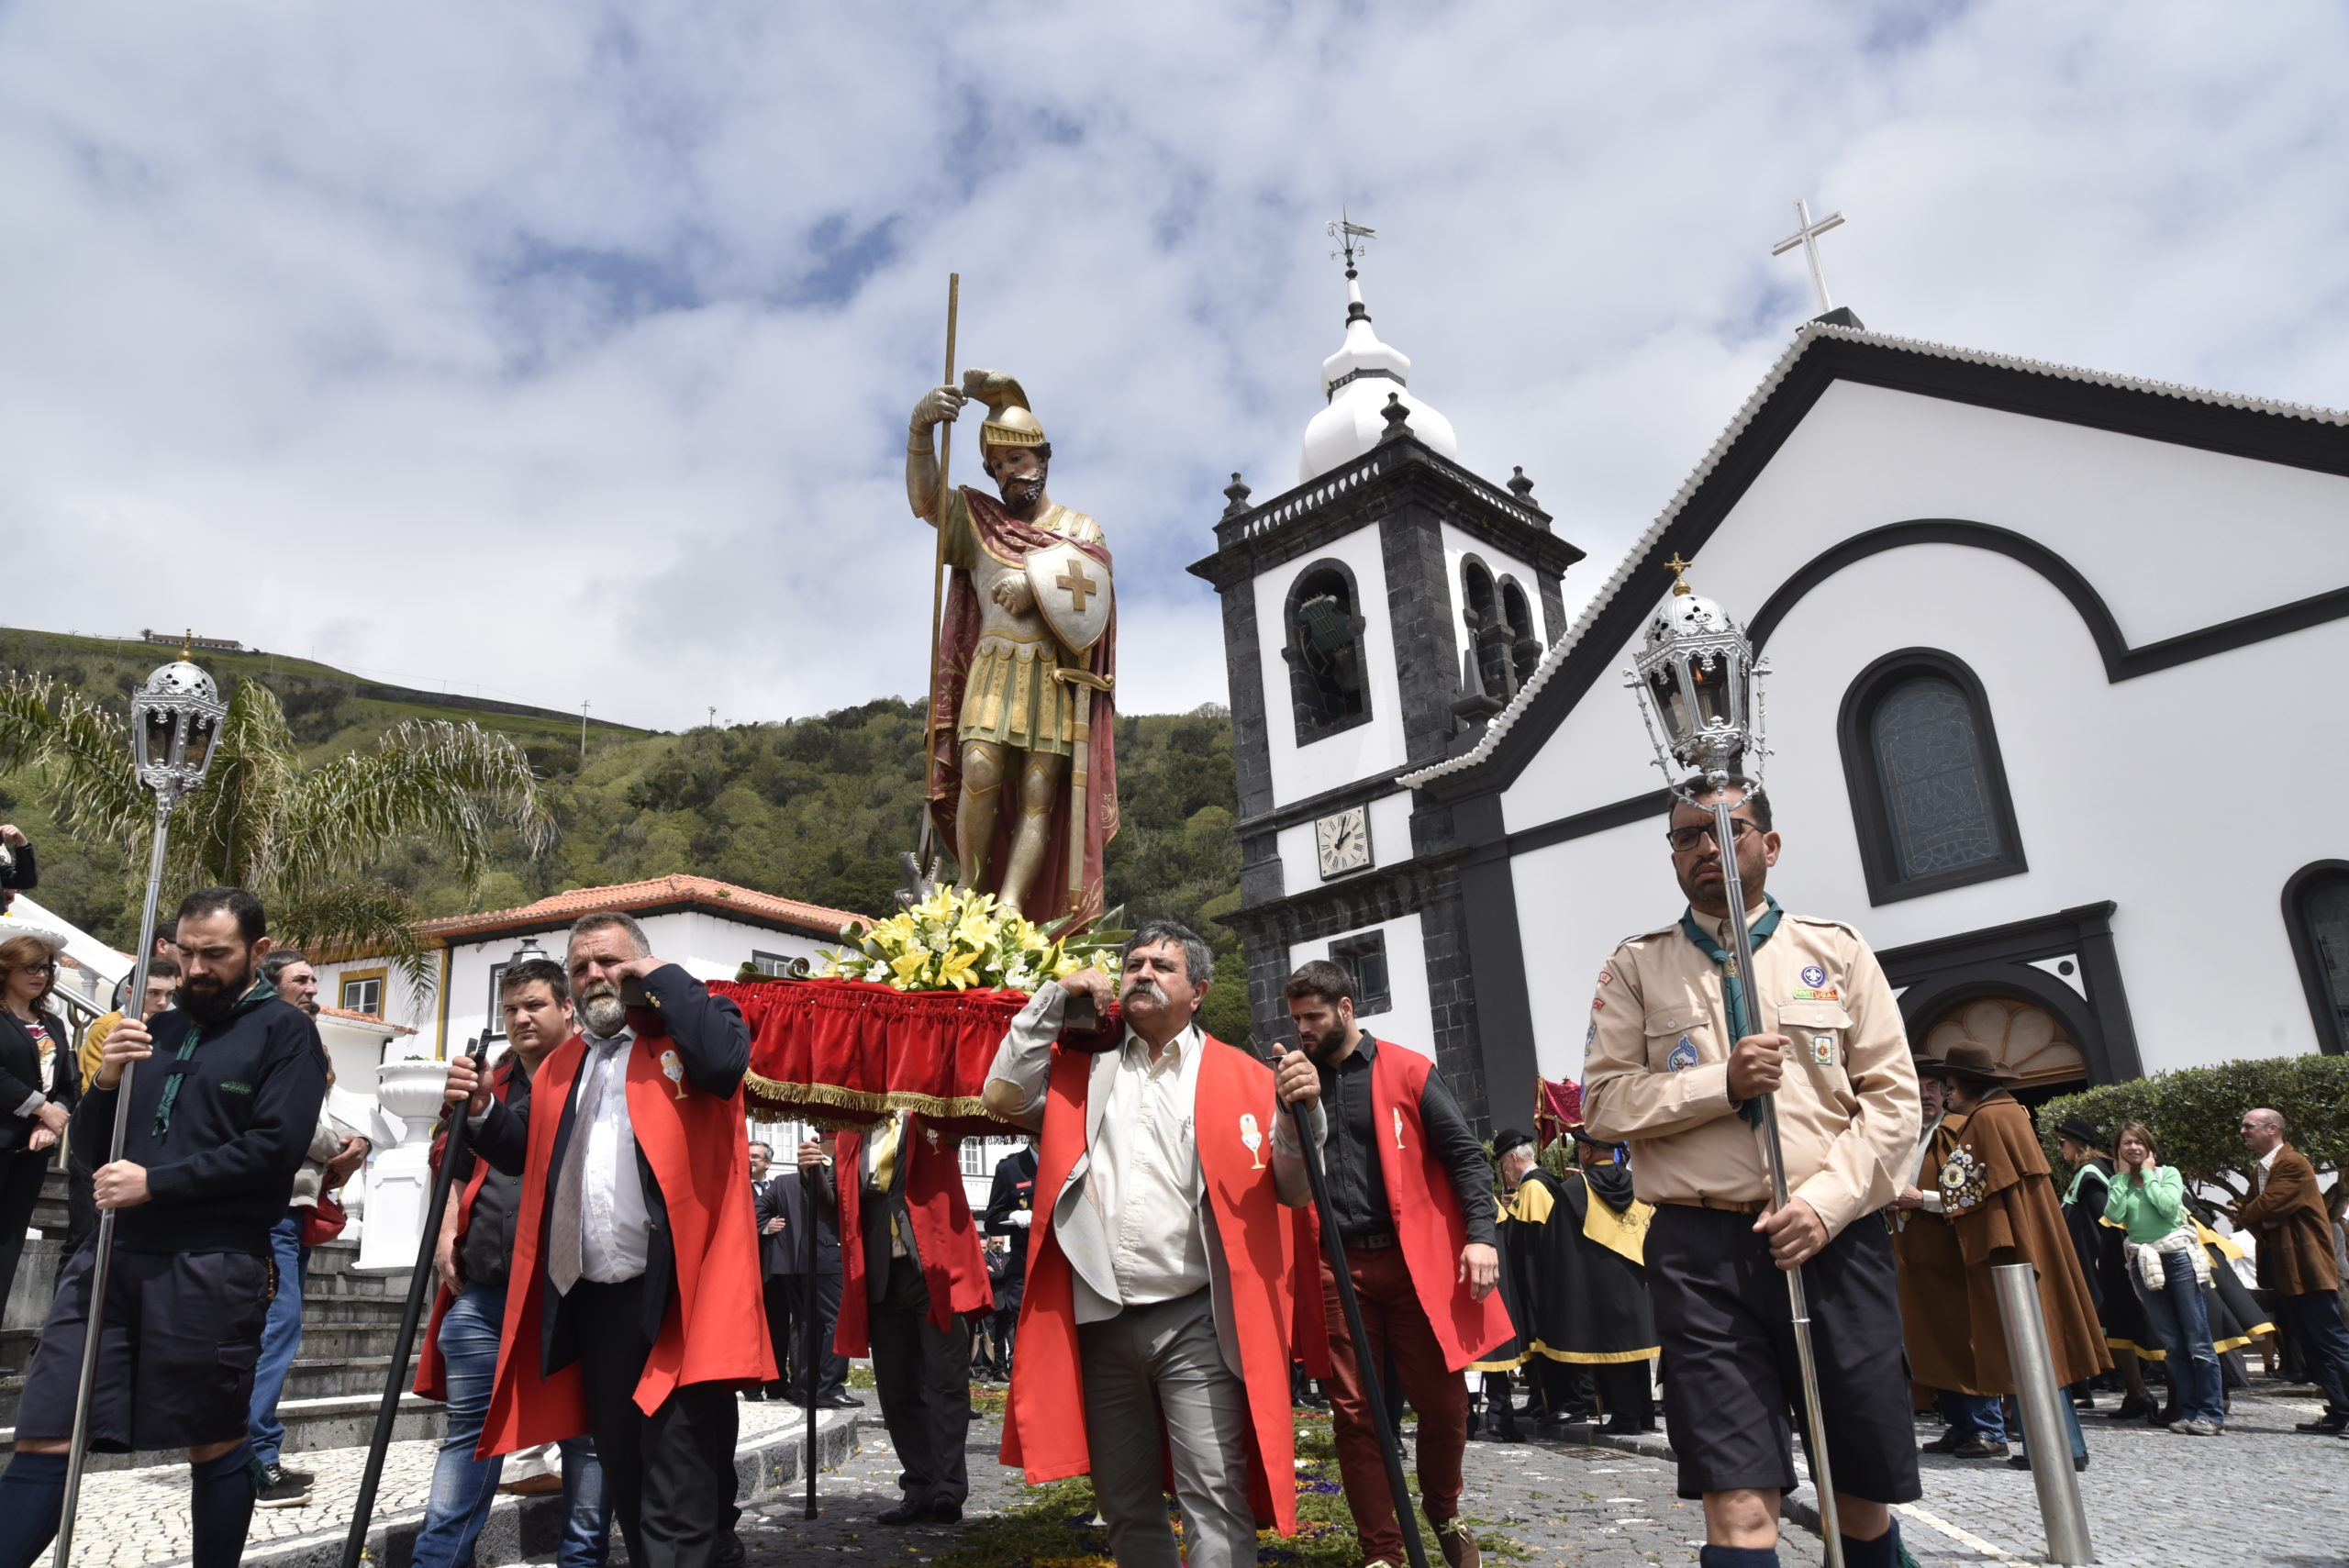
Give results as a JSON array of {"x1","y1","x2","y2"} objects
[
  {"x1": 740, "y1": 1071, "x2": 1011, "y2": 1131},
  {"x1": 1527, "y1": 1340, "x2": 1660, "y2": 1365},
  {"x1": 1467, "y1": 1354, "x2": 1530, "y2": 1372}
]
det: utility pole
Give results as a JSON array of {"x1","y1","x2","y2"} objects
[{"x1": 580, "y1": 701, "x2": 590, "y2": 761}]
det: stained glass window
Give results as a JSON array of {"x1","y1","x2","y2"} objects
[
  {"x1": 2298, "y1": 872, "x2": 2349, "y2": 1047},
  {"x1": 1870, "y1": 675, "x2": 2003, "y2": 880}
]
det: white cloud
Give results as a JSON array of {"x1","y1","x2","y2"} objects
[{"x1": 1, "y1": 1, "x2": 2344, "y2": 729}]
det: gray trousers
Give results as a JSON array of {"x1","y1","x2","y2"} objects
[{"x1": 1076, "y1": 1290, "x2": 1256, "y2": 1568}]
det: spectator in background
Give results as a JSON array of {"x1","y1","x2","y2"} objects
[
  {"x1": 2230, "y1": 1108, "x2": 2349, "y2": 1440},
  {"x1": 750, "y1": 1143, "x2": 795, "y2": 1399},
  {"x1": 981, "y1": 1137, "x2": 1038, "y2": 1381},
  {"x1": 1891, "y1": 1057, "x2": 2003, "y2": 1458},
  {"x1": 0, "y1": 930, "x2": 76, "y2": 1338},
  {"x1": 2054, "y1": 1118, "x2": 2156, "y2": 1421},
  {"x1": 2104, "y1": 1122, "x2": 2226, "y2": 1437},
  {"x1": 246, "y1": 948, "x2": 370, "y2": 1506},
  {"x1": 778, "y1": 1134, "x2": 851, "y2": 1409},
  {"x1": 0, "y1": 823, "x2": 39, "y2": 906}
]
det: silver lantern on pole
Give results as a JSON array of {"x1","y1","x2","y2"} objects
[
  {"x1": 55, "y1": 646, "x2": 226, "y2": 1568},
  {"x1": 1626, "y1": 558, "x2": 1846, "y2": 1567}
]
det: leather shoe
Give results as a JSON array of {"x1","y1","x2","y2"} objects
[
  {"x1": 1948, "y1": 1437, "x2": 2009, "y2": 1459},
  {"x1": 2296, "y1": 1418, "x2": 2347, "y2": 1434},
  {"x1": 877, "y1": 1499, "x2": 930, "y2": 1526},
  {"x1": 928, "y1": 1500, "x2": 963, "y2": 1524},
  {"x1": 820, "y1": 1391, "x2": 862, "y2": 1407},
  {"x1": 2105, "y1": 1393, "x2": 2152, "y2": 1421},
  {"x1": 1432, "y1": 1518, "x2": 1480, "y2": 1568},
  {"x1": 1920, "y1": 1428, "x2": 1972, "y2": 1454},
  {"x1": 2006, "y1": 1451, "x2": 2090, "y2": 1471}
]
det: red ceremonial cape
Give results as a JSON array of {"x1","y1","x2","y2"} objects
[
  {"x1": 1293, "y1": 1040, "x2": 1514, "y2": 1377},
  {"x1": 927, "y1": 484, "x2": 1119, "y2": 929},
  {"x1": 481, "y1": 1027, "x2": 774, "y2": 1454},
  {"x1": 1001, "y1": 1036, "x2": 1297, "y2": 1535},
  {"x1": 414, "y1": 1057, "x2": 524, "y2": 1403},
  {"x1": 831, "y1": 1115, "x2": 993, "y2": 1351}
]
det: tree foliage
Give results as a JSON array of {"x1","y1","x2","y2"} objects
[
  {"x1": 0, "y1": 674, "x2": 551, "y2": 986},
  {"x1": 2037, "y1": 1053, "x2": 2349, "y2": 1223}
]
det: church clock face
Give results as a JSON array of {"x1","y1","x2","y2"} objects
[{"x1": 1315, "y1": 806, "x2": 1372, "y2": 880}]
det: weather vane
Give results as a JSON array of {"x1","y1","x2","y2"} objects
[{"x1": 1328, "y1": 211, "x2": 1375, "y2": 276}]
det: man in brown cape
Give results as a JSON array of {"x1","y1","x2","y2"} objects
[
  {"x1": 1934, "y1": 1042, "x2": 2109, "y2": 1472},
  {"x1": 1889, "y1": 1058, "x2": 2005, "y2": 1456},
  {"x1": 2230, "y1": 1107, "x2": 2349, "y2": 1437}
]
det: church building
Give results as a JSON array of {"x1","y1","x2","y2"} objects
[{"x1": 1195, "y1": 267, "x2": 2349, "y2": 1133}]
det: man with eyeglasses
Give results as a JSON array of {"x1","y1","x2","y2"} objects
[{"x1": 1581, "y1": 777, "x2": 1920, "y2": 1568}]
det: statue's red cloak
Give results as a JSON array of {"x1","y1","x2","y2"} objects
[
  {"x1": 1292, "y1": 1039, "x2": 1515, "y2": 1378},
  {"x1": 1001, "y1": 1036, "x2": 1298, "y2": 1534},
  {"x1": 480, "y1": 1029, "x2": 773, "y2": 1453},
  {"x1": 929, "y1": 484, "x2": 1118, "y2": 929},
  {"x1": 830, "y1": 1115, "x2": 994, "y2": 1351}
]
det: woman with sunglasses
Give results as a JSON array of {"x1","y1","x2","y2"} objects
[{"x1": 0, "y1": 929, "x2": 77, "y2": 1323}]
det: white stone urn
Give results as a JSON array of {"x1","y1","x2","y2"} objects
[{"x1": 356, "y1": 1056, "x2": 453, "y2": 1273}]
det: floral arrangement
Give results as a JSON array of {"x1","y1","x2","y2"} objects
[{"x1": 818, "y1": 884, "x2": 1116, "y2": 994}]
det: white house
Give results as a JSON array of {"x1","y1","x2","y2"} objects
[{"x1": 1197, "y1": 283, "x2": 2349, "y2": 1132}]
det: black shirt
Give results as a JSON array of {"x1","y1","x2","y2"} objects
[
  {"x1": 72, "y1": 994, "x2": 328, "y2": 1255},
  {"x1": 1317, "y1": 1034, "x2": 1497, "y2": 1250}
]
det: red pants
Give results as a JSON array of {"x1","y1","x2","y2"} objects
[{"x1": 1320, "y1": 1246, "x2": 1468, "y2": 1562}]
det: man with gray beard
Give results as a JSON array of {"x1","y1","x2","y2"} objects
[{"x1": 446, "y1": 911, "x2": 769, "y2": 1568}]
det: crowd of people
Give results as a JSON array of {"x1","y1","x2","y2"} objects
[{"x1": 0, "y1": 775, "x2": 2343, "y2": 1568}]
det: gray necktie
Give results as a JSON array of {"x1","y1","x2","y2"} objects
[{"x1": 546, "y1": 1041, "x2": 618, "y2": 1295}]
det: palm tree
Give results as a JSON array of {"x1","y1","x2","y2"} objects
[{"x1": 0, "y1": 673, "x2": 553, "y2": 995}]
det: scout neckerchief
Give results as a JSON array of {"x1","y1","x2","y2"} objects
[
  {"x1": 1678, "y1": 894, "x2": 1784, "y2": 1128},
  {"x1": 151, "y1": 977, "x2": 281, "y2": 1138}
]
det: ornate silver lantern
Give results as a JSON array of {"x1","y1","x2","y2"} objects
[
  {"x1": 57, "y1": 645, "x2": 225, "y2": 1568},
  {"x1": 128, "y1": 650, "x2": 228, "y2": 807},
  {"x1": 1627, "y1": 554, "x2": 1767, "y2": 792}
]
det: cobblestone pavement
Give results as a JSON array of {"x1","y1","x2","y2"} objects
[
  {"x1": 32, "y1": 1396, "x2": 825, "y2": 1568},
  {"x1": 1894, "y1": 1382, "x2": 2348, "y2": 1568}
]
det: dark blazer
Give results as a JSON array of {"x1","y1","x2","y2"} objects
[
  {"x1": 763, "y1": 1169, "x2": 841, "y2": 1277},
  {"x1": 982, "y1": 1145, "x2": 1038, "y2": 1285},
  {"x1": 0, "y1": 1006, "x2": 77, "y2": 1155},
  {"x1": 2234, "y1": 1142, "x2": 2341, "y2": 1296},
  {"x1": 0, "y1": 841, "x2": 37, "y2": 892},
  {"x1": 473, "y1": 962, "x2": 750, "y2": 1373},
  {"x1": 753, "y1": 1170, "x2": 790, "y2": 1276}
]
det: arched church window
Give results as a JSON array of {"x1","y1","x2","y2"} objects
[
  {"x1": 1499, "y1": 576, "x2": 1540, "y2": 689},
  {"x1": 1283, "y1": 560, "x2": 1370, "y2": 744},
  {"x1": 1837, "y1": 648, "x2": 2025, "y2": 904},
  {"x1": 1459, "y1": 557, "x2": 1512, "y2": 703},
  {"x1": 2283, "y1": 862, "x2": 2349, "y2": 1054}
]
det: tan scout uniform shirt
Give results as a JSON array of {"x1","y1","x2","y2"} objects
[{"x1": 1581, "y1": 906, "x2": 1919, "y2": 1240}]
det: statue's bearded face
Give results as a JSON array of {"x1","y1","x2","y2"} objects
[{"x1": 985, "y1": 444, "x2": 1049, "y2": 510}]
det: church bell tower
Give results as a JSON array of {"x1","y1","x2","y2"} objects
[{"x1": 1187, "y1": 229, "x2": 1584, "y2": 1129}]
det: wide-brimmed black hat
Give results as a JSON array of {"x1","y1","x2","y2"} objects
[
  {"x1": 1937, "y1": 1040, "x2": 2020, "y2": 1085},
  {"x1": 2055, "y1": 1115, "x2": 2102, "y2": 1147},
  {"x1": 1490, "y1": 1128, "x2": 1535, "y2": 1156}
]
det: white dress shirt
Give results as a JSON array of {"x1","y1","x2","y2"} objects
[
  {"x1": 577, "y1": 1026, "x2": 652, "y2": 1284},
  {"x1": 1074, "y1": 1022, "x2": 1211, "y2": 1324}
]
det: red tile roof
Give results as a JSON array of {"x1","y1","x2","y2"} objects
[
  {"x1": 317, "y1": 1005, "x2": 417, "y2": 1035},
  {"x1": 421, "y1": 875, "x2": 866, "y2": 945}
]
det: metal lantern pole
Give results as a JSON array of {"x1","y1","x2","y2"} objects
[
  {"x1": 1265, "y1": 1051, "x2": 1431, "y2": 1568},
  {"x1": 1704, "y1": 789, "x2": 1842, "y2": 1561},
  {"x1": 1625, "y1": 560, "x2": 1841, "y2": 1566},
  {"x1": 56, "y1": 651, "x2": 226, "y2": 1568},
  {"x1": 803, "y1": 1153, "x2": 819, "y2": 1518},
  {"x1": 340, "y1": 1044, "x2": 480, "y2": 1568}
]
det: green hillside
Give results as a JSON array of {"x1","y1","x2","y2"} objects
[{"x1": 0, "y1": 629, "x2": 1250, "y2": 1037}]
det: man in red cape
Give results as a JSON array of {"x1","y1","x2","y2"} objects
[
  {"x1": 907, "y1": 371, "x2": 1116, "y2": 924},
  {"x1": 982, "y1": 921, "x2": 1311, "y2": 1568},
  {"x1": 444, "y1": 912, "x2": 770, "y2": 1568},
  {"x1": 1276, "y1": 960, "x2": 1509, "y2": 1568},
  {"x1": 802, "y1": 1114, "x2": 991, "y2": 1525}
]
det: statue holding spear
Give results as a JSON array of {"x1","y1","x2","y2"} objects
[{"x1": 902, "y1": 292, "x2": 1119, "y2": 927}]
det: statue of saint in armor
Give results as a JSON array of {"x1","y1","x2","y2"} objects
[{"x1": 906, "y1": 371, "x2": 1118, "y2": 923}]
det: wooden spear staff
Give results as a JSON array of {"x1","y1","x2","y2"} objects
[{"x1": 916, "y1": 273, "x2": 960, "y2": 874}]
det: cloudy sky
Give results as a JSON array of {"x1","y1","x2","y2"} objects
[{"x1": 3, "y1": 2, "x2": 2343, "y2": 731}]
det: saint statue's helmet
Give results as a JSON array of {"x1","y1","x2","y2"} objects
[{"x1": 964, "y1": 370, "x2": 1047, "y2": 452}]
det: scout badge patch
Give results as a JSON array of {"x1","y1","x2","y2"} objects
[
  {"x1": 1811, "y1": 1034, "x2": 1837, "y2": 1067},
  {"x1": 1666, "y1": 1036, "x2": 1699, "y2": 1073}
]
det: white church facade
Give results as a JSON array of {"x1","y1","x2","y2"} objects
[{"x1": 1198, "y1": 284, "x2": 2349, "y2": 1133}]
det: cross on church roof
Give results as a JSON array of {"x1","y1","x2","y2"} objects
[{"x1": 1770, "y1": 199, "x2": 1846, "y2": 317}]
